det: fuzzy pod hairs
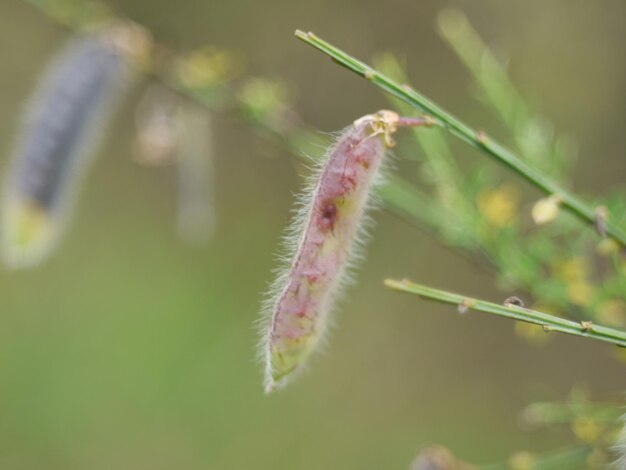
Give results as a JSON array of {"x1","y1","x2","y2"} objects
[
  {"x1": 260, "y1": 110, "x2": 428, "y2": 392},
  {"x1": 1, "y1": 23, "x2": 151, "y2": 268}
]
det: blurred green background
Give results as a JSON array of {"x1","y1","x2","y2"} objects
[{"x1": 0, "y1": 0, "x2": 625, "y2": 468}]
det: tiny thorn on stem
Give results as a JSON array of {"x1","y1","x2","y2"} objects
[
  {"x1": 581, "y1": 321, "x2": 593, "y2": 332},
  {"x1": 364, "y1": 70, "x2": 375, "y2": 80},
  {"x1": 476, "y1": 129, "x2": 488, "y2": 145},
  {"x1": 384, "y1": 278, "x2": 626, "y2": 347}
]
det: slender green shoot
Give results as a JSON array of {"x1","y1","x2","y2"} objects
[
  {"x1": 295, "y1": 30, "x2": 626, "y2": 246},
  {"x1": 384, "y1": 278, "x2": 626, "y2": 348},
  {"x1": 437, "y1": 9, "x2": 575, "y2": 180}
]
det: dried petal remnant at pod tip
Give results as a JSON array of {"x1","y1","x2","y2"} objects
[
  {"x1": 260, "y1": 110, "x2": 422, "y2": 392},
  {"x1": 1, "y1": 23, "x2": 152, "y2": 268}
]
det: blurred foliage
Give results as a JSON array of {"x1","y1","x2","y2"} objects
[
  {"x1": 2, "y1": 0, "x2": 626, "y2": 469},
  {"x1": 374, "y1": 10, "x2": 626, "y2": 332}
]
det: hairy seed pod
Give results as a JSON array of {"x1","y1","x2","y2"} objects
[
  {"x1": 260, "y1": 110, "x2": 402, "y2": 392},
  {"x1": 1, "y1": 24, "x2": 151, "y2": 268}
]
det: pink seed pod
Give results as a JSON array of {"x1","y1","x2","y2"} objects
[{"x1": 261, "y1": 110, "x2": 426, "y2": 392}]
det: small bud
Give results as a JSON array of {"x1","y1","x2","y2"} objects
[
  {"x1": 531, "y1": 195, "x2": 561, "y2": 225},
  {"x1": 580, "y1": 321, "x2": 593, "y2": 332},
  {"x1": 260, "y1": 110, "x2": 424, "y2": 392},
  {"x1": 594, "y1": 206, "x2": 608, "y2": 237},
  {"x1": 133, "y1": 85, "x2": 179, "y2": 166},
  {"x1": 457, "y1": 298, "x2": 473, "y2": 314},
  {"x1": 476, "y1": 129, "x2": 488, "y2": 145}
]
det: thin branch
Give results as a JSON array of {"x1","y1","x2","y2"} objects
[
  {"x1": 384, "y1": 278, "x2": 626, "y2": 348},
  {"x1": 295, "y1": 30, "x2": 626, "y2": 247}
]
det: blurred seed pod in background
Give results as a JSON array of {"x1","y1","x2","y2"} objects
[
  {"x1": 261, "y1": 111, "x2": 403, "y2": 392},
  {"x1": 132, "y1": 83, "x2": 216, "y2": 246},
  {"x1": 1, "y1": 23, "x2": 152, "y2": 268},
  {"x1": 133, "y1": 84, "x2": 179, "y2": 166},
  {"x1": 175, "y1": 103, "x2": 216, "y2": 246}
]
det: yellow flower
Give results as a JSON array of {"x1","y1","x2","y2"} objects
[
  {"x1": 477, "y1": 184, "x2": 520, "y2": 228},
  {"x1": 555, "y1": 257, "x2": 589, "y2": 283},
  {"x1": 572, "y1": 416, "x2": 601, "y2": 444},
  {"x1": 567, "y1": 281, "x2": 595, "y2": 307},
  {"x1": 176, "y1": 48, "x2": 243, "y2": 88},
  {"x1": 509, "y1": 451, "x2": 535, "y2": 470},
  {"x1": 596, "y1": 300, "x2": 626, "y2": 327}
]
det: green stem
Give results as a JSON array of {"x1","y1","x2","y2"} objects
[
  {"x1": 384, "y1": 278, "x2": 626, "y2": 347},
  {"x1": 295, "y1": 30, "x2": 626, "y2": 246}
]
